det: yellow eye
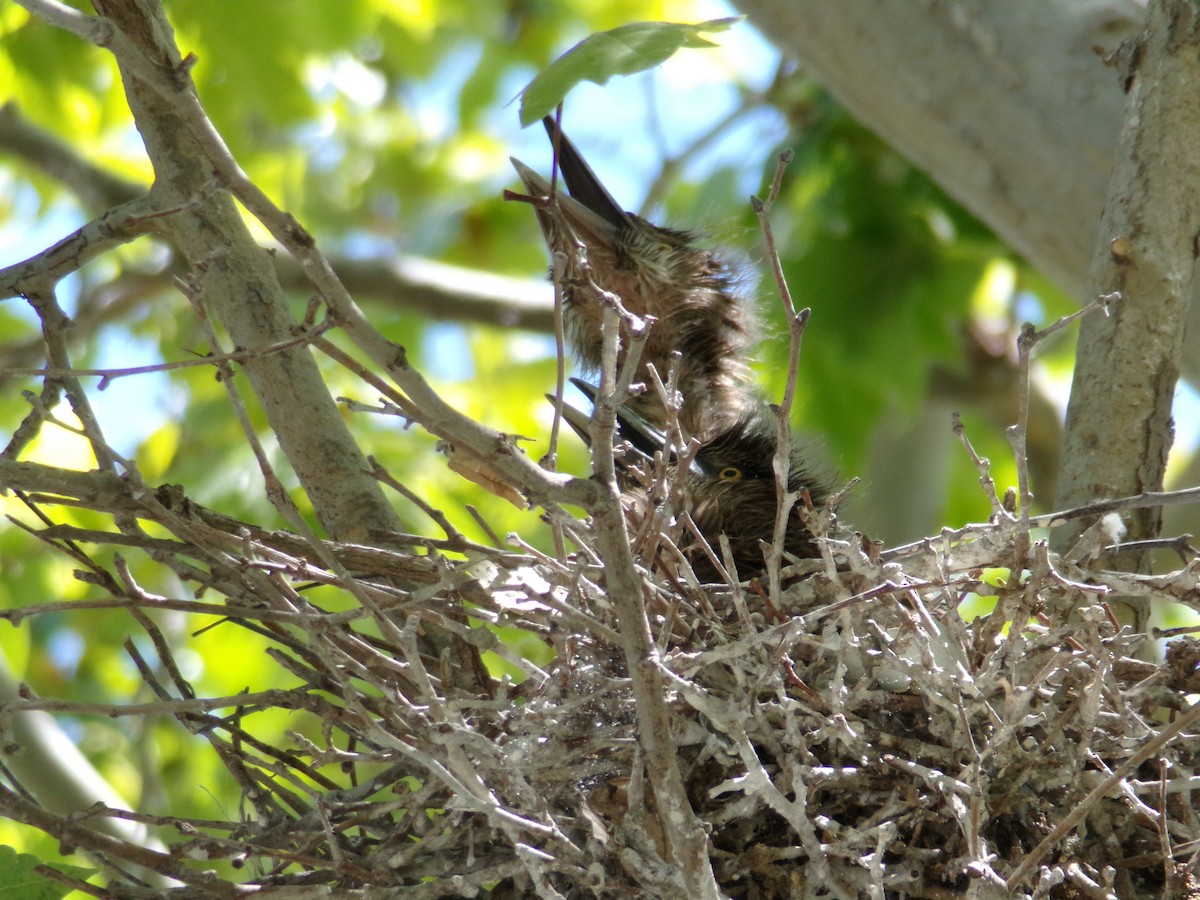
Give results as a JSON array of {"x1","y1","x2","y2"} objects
[{"x1": 718, "y1": 466, "x2": 743, "y2": 482}]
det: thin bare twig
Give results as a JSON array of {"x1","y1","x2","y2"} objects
[{"x1": 751, "y1": 149, "x2": 809, "y2": 608}]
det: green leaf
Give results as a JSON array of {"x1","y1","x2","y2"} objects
[
  {"x1": 0, "y1": 846, "x2": 95, "y2": 900},
  {"x1": 518, "y1": 18, "x2": 741, "y2": 126}
]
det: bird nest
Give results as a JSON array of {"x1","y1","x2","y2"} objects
[
  {"x1": 371, "y1": 496, "x2": 1200, "y2": 899},
  {"x1": 9, "y1": 464, "x2": 1200, "y2": 899}
]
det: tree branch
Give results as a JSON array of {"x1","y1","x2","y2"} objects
[{"x1": 1051, "y1": 0, "x2": 1200, "y2": 629}]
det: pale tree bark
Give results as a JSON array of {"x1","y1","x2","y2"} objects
[
  {"x1": 1052, "y1": 0, "x2": 1200, "y2": 629},
  {"x1": 90, "y1": 0, "x2": 401, "y2": 547}
]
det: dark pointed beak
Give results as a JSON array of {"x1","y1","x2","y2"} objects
[
  {"x1": 548, "y1": 378, "x2": 707, "y2": 477},
  {"x1": 545, "y1": 384, "x2": 601, "y2": 452},
  {"x1": 510, "y1": 118, "x2": 634, "y2": 250},
  {"x1": 539, "y1": 117, "x2": 633, "y2": 233}
]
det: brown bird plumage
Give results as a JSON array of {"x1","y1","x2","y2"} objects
[
  {"x1": 513, "y1": 117, "x2": 830, "y2": 579},
  {"x1": 511, "y1": 118, "x2": 755, "y2": 441}
]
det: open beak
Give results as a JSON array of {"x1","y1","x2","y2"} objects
[
  {"x1": 539, "y1": 117, "x2": 633, "y2": 232},
  {"x1": 510, "y1": 117, "x2": 634, "y2": 253}
]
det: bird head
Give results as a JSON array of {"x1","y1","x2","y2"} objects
[
  {"x1": 683, "y1": 413, "x2": 827, "y2": 580},
  {"x1": 511, "y1": 117, "x2": 756, "y2": 440},
  {"x1": 510, "y1": 118, "x2": 718, "y2": 307},
  {"x1": 553, "y1": 378, "x2": 828, "y2": 581}
]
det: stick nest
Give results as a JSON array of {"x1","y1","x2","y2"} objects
[{"x1": 8, "y1": 474, "x2": 1200, "y2": 900}]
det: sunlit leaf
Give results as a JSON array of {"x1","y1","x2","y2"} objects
[
  {"x1": 0, "y1": 846, "x2": 95, "y2": 900},
  {"x1": 518, "y1": 17, "x2": 741, "y2": 126}
]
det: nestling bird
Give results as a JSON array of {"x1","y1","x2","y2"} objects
[
  {"x1": 510, "y1": 118, "x2": 755, "y2": 441},
  {"x1": 511, "y1": 117, "x2": 831, "y2": 579}
]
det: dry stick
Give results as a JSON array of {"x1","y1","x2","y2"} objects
[
  {"x1": 951, "y1": 412, "x2": 1006, "y2": 518},
  {"x1": 2, "y1": 379, "x2": 62, "y2": 462},
  {"x1": 679, "y1": 511, "x2": 738, "y2": 600},
  {"x1": 0, "y1": 593, "x2": 360, "y2": 627},
  {"x1": 0, "y1": 321, "x2": 334, "y2": 385},
  {"x1": 545, "y1": 269, "x2": 569, "y2": 563},
  {"x1": 942, "y1": 291, "x2": 1125, "y2": 587},
  {"x1": 639, "y1": 357, "x2": 705, "y2": 588},
  {"x1": 18, "y1": 292, "x2": 166, "y2": 602},
  {"x1": 317, "y1": 338, "x2": 422, "y2": 420},
  {"x1": 1147, "y1": 757, "x2": 1172, "y2": 884},
  {"x1": 950, "y1": 406, "x2": 1025, "y2": 654},
  {"x1": 367, "y1": 456, "x2": 466, "y2": 545},
  {"x1": 1007, "y1": 325, "x2": 1039, "y2": 570},
  {"x1": 22, "y1": 288, "x2": 123, "y2": 477},
  {"x1": 542, "y1": 103, "x2": 569, "y2": 564},
  {"x1": 0, "y1": 187, "x2": 207, "y2": 300},
  {"x1": 751, "y1": 148, "x2": 810, "y2": 607},
  {"x1": 1031, "y1": 484, "x2": 1200, "y2": 526},
  {"x1": 1005, "y1": 291, "x2": 1121, "y2": 568},
  {"x1": 8, "y1": 496, "x2": 123, "y2": 593},
  {"x1": 1005, "y1": 698, "x2": 1200, "y2": 890},
  {"x1": 465, "y1": 503, "x2": 506, "y2": 549},
  {"x1": 585, "y1": 301, "x2": 720, "y2": 896},
  {"x1": 118, "y1": 571, "x2": 197, "y2": 706},
  {"x1": 0, "y1": 783, "x2": 219, "y2": 890},
  {"x1": 9, "y1": 688, "x2": 318, "y2": 720}
]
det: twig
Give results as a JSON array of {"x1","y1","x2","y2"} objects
[
  {"x1": 0, "y1": 319, "x2": 333, "y2": 386},
  {"x1": 1005, "y1": 291, "x2": 1121, "y2": 569},
  {"x1": 368, "y1": 456, "x2": 466, "y2": 545},
  {"x1": 751, "y1": 148, "x2": 809, "y2": 608},
  {"x1": 951, "y1": 411, "x2": 1006, "y2": 519},
  {"x1": 541, "y1": 108, "x2": 570, "y2": 562}
]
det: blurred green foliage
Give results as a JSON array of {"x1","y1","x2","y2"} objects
[
  {"x1": 0, "y1": 0, "x2": 1081, "y2": 885},
  {"x1": 0, "y1": 845, "x2": 94, "y2": 899}
]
